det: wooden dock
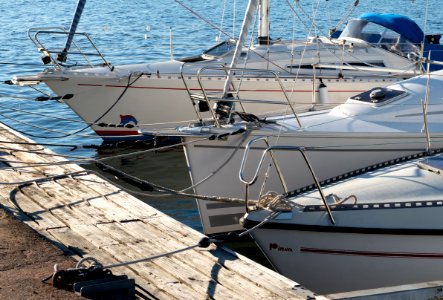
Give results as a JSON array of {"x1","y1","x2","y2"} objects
[{"x1": 0, "y1": 123, "x2": 320, "y2": 299}]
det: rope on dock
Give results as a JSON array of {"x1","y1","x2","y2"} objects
[
  {"x1": 3, "y1": 171, "x2": 87, "y2": 186},
  {"x1": 0, "y1": 135, "x2": 255, "y2": 204},
  {"x1": 81, "y1": 242, "x2": 202, "y2": 270},
  {"x1": 1, "y1": 133, "x2": 442, "y2": 205},
  {"x1": 73, "y1": 211, "x2": 280, "y2": 271}
]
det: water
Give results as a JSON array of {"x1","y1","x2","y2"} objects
[{"x1": 0, "y1": 0, "x2": 442, "y2": 232}]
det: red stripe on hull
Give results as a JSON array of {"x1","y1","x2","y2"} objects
[
  {"x1": 77, "y1": 84, "x2": 366, "y2": 93},
  {"x1": 300, "y1": 247, "x2": 443, "y2": 258},
  {"x1": 94, "y1": 130, "x2": 139, "y2": 136}
]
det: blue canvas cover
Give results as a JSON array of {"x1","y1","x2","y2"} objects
[{"x1": 360, "y1": 13, "x2": 424, "y2": 44}]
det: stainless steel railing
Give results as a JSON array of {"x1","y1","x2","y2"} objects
[
  {"x1": 28, "y1": 27, "x2": 112, "y2": 70},
  {"x1": 239, "y1": 136, "x2": 335, "y2": 224},
  {"x1": 182, "y1": 65, "x2": 302, "y2": 128}
]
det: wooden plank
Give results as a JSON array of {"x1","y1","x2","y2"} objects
[
  {"x1": 75, "y1": 219, "x2": 227, "y2": 298},
  {"x1": 116, "y1": 218, "x2": 286, "y2": 298},
  {"x1": 69, "y1": 224, "x2": 120, "y2": 249},
  {"x1": 121, "y1": 218, "x2": 289, "y2": 299},
  {"x1": 95, "y1": 222, "x2": 143, "y2": 245},
  {"x1": 18, "y1": 184, "x2": 89, "y2": 226},
  {"x1": 37, "y1": 180, "x2": 113, "y2": 224},
  {"x1": 6, "y1": 149, "x2": 67, "y2": 175},
  {"x1": 78, "y1": 173, "x2": 161, "y2": 219},
  {"x1": 45, "y1": 225, "x2": 156, "y2": 298},
  {"x1": 57, "y1": 176, "x2": 139, "y2": 221},
  {"x1": 125, "y1": 241, "x2": 246, "y2": 300},
  {"x1": 0, "y1": 123, "x2": 313, "y2": 299},
  {"x1": 144, "y1": 212, "x2": 307, "y2": 298},
  {"x1": 109, "y1": 199, "x2": 294, "y2": 296},
  {"x1": 119, "y1": 220, "x2": 177, "y2": 244},
  {"x1": 102, "y1": 243, "x2": 198, "y2": 300},
  {"x1": 0, "y1": 170, "x2": 68, "y2": 231},
  {"x1": 5, "y1": 189, "x2": 67, "y2": 230}
]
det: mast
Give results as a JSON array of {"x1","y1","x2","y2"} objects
[
  {"x1": 258, "y1": 0, "x2": 270, "y2": 45},
  {"x1": 222, "y1": 0, "x2": 259, "y2": 97},
  {"x1": 58, "y1": 0, "x2": 87, "y2": 62}
]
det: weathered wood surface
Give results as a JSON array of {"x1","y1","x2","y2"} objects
[{"x1": 0, "y1": 123, "x2": 320, "y2": 299}]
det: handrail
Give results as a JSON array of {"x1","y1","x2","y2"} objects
[
  {"x1": 195, "y1": 66, "x2": 303, "y2": 127},
  {"x1": 239, "y1": 136, "x2": 287, "y2": 189},
  {"x1": 239, "y1": 136, "x2": 335, "y2": 224},
  {"x1": 179, "y1": 63, "x2": 204, "y2": 123},
  {"x1": 27, "y1": 27, "x2": 112, "y2": 70},
  {"x1": 196, "y1": 66, "x2": 224, "y2": 127},
  {"x1": 179, "y1": 62, "x2": 227, "y2": 125}
]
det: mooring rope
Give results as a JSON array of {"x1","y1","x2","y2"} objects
[
  {"x1": 0, "y1": 102, "x2": 87, "y2": 124},
  {"x1": 0, "y1": 133, "x2": 256, "y2": 204},
  {"x1": 0, "y1": 111, "x2": 97, "y2": 138},
  {"x1": 74, "y1": 211, "x2": 280, "y2": 271}
]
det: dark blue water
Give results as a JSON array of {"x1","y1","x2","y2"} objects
[{"x1": 0, "y1": 0, "x2": 441, "y2": 231}]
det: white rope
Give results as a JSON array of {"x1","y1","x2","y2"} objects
[{"x1": 238, "y1": 211, "x2": 280, "y2": 237}]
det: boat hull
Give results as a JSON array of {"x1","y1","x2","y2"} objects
[
  {"x1": 44, "y1": 73, "x2": 401, "y2": 140},
  {"x1": 247, "y1": 214, "x2": 443, "y2": 294},
  {"x1": 183, "y1": 131, "x2": 443, "y2": 234}
]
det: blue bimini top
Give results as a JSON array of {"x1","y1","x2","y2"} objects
[{"x1": 360, "y1": 13, "x2": 424, "y2": 44}]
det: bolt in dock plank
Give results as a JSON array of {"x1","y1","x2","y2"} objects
[{"x1": 0, "y1": 123, "x2": 321, "y2": 299}]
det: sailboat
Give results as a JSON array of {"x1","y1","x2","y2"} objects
[
  {"x1": 10, "y1": 0, "x2": 443, "y2": 141},
  {"x1": 154, "y1": 68, "x2": 443, "y2": 235},
  {"x1": 242, "y1": 153, "x2": 443, "y2": 294}
]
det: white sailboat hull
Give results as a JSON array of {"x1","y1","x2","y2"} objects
[
  {"x1": 249, "y1": 226, "x2": 443, "y2": 294},
  {"x1": 183, "y1": 130, "x2": 443, "y2": 234},
  {"x1": 177, "y1": 71, "x2": 443, "y2": 234},
  {"x1": 44, "y1": 72, "x2": 400, "y2": 140},
  {"x1": 244, "y1": 156, "x2": 443, "y2": 294}
]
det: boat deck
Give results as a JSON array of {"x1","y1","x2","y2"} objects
[{"x1": 0, "y1": 122, "x2": 317, "y2": 299}]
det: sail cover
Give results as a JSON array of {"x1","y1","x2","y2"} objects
[{"x1": 360, "y1": 13, "x2": 424, "y2": 44}]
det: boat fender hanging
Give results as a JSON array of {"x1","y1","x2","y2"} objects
[
  {"x1": 197, "y1": 100, "x2": 209, "y2": 112},
  {"x1": 318, "y1": 79, "x2": 329, "y2": 104},
  {"x1": 35, "y1": 94, "x2": 74, "y2": 102}
]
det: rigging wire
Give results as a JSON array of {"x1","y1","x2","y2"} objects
[
  {"x1": 285, "y1": 0, "x2": 328, "y2": 38},
  {"x1": 2, "y1": 0, "x2": 435, "y2": 203},
  {"x1": 173, "y1": 0, "x2": 294, "y2": 75},
  {"x1": 233, "y1": 0, "x2": 236, "y2": 38},
  {"x1": 218, "y1": 0, "x2": 228, "y2": 42},
  {"x1": 285, "y1": 0, "x2": 312, "y2": 37},
  {"x1": 174, "y1": 0, "x2": 231, "y2": 39},
  {"x1": 329, "y1": 0, "x2": 359, "y2": 36},
  {"x1": 0, "y1": 102, "x2": 86, "y2": 124},
  {"x1": 0, "y1": 112, "x2": 96, "y2": 139},
  {"x1": 0, "y1": 62, "x2": 44, "y2": 66}
]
